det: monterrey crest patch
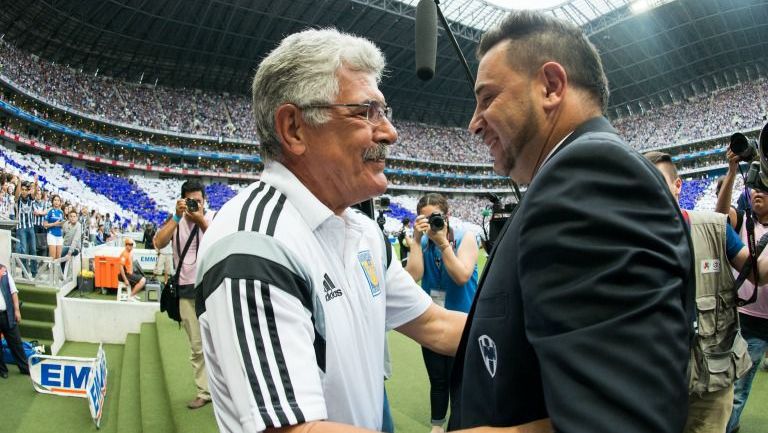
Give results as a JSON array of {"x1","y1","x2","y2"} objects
[{"x1": 478, "y1": 335, "x2": 498, "y2": 378}]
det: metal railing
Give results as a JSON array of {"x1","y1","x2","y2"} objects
[{"x1": 11, "y1": 253, "x2": 76, "y2": 288}]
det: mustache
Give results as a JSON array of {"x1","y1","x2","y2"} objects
[{"x1": 363, "y1": 143, "x2": 388, "y2": 161}]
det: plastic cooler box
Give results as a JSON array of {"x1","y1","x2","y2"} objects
[{"x1": 94, "y1": 256, "x2": 122, "y2": 292}]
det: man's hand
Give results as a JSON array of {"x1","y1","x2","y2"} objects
[
  {"x1": 175, "y1": 199, "x2": 187, "y2": 218},
  {"x1": 186, "y1": 205, "x2": 206, "y2": 226},
  {"x1": 15, "y1": 309, "x2": 21, "y2": 324},
  {"x1": 726, "y1": 149, "x2": 740, "y2": 173}
]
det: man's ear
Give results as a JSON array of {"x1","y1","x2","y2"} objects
[
  {"x1": 675, "y1": 177, "x2": 683, "y2": 198},
  {"x1": 539, "y1": 61, "x2": 567, "y2": 111},
  {"x1": 274, "y1": 104, "x2": 307, "y2": 157}
]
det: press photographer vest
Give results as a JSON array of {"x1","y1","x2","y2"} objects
[{"x1": 687, "y1": 211, "x2": 751, "y2": 394}]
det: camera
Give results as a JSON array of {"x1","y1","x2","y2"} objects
[
  {"x1": 744, "y1": 122, "x2": 768, "y2": 193},
  {"x1": 481, "y1": 192, "x2": 518, "y2": 252},
  {"x1": 185, "y1": 198, "x2": 199, "y2": 213},
  {"x1": 374, "y1": 196, "x2": 391, "y2": 232},
  {"x1": 730, "y1": 132, "x2": 757, "y2": 162},
  {"x1": 428, "y1": 212, "x2": 445, "y2": 231}
]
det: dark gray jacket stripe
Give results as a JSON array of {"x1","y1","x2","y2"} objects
[
  {"x1": 243, "y1": 279, "x2": 290, "y2": 426},
  {"x1": 238, "y1": 182, "x2": 265, "y2": 231},
  {"x1": 197, "y1": 253, "x2": 312, "y2": 317},
  {"x1": 229, "y1": 278, "x2": 272, "y2": 427},
  {"x1": 251, "y1": 186, "x2": 278, "y2": 232},
  {"x1": 262, "y1": 282, "x2": 306, "y2": 423},
  {"x1": 266, "y1": 194, "x2": 287, "y2": 237}
]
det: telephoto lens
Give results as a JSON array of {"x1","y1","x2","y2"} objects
[
  {"x1": 730, "y1": 132, "x2": 756, "y2": 162},
  {"x1": 428, "y1": 212, "x2": 445, "y2": 231}
]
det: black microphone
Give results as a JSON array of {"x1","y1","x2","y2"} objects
[{"x1": 415, "y1": 0, "x2": 437, "y2": 81}]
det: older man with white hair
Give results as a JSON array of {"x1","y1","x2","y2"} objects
[{"x1": 196, "y1": 28, "x2": 482, "y2": 433}]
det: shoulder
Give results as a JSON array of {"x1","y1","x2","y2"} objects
[
  {"x1": 531, "y1": 134, "x2": 664, "y2": 199},
  {"x1": 200, "y1": 181, "x2": 297, "y2": 256}
]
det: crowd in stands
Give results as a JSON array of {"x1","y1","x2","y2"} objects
[
  {"x1": 4, "y1": 39, "x2": 764, "y2": 168},
  {"x1": 0, "y1": 39, "x2": 764, "y2": 249},
  {"x1": 613, "y1": 80, "x2": 768, "y2": 150}
]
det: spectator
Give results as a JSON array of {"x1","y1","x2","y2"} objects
[
  {"x1": 32, "y1": 189, "x2": 47, "y2": 257},
  {"x1": 15, "y1": 177, "x2": 38, "y2": 275},
  {"x1": 62, "y1": 210, "x2": 82, "y2": 257},
  {"x1": 43, "y1": 194, "x2": 64, "y2": 260},
  {"x1": 142, "y1": 223, "x2": 155, "y2": 250},
  {"x1": 118, "y1": 238, "x2": 145, "y2": 302},
  {"x1": 94, "y1": 223, "x2": 106, "y2": 246}
]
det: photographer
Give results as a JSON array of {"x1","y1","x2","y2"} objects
[
  {"x1": 404, "y1": 193, "x2": 478, "y2": 433},
  {"x1": 716, "y1": 145, "x2": 768, "y2": 433},
  {"x1": 646, "y1": 151, "x2": 768, "y2": 433},
  {"x1": 153, "y1": 179, "x2": 212, "y2": 410}
]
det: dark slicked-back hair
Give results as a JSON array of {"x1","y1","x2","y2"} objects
[
  {"x1": 478, "y1": 10, "x2": 609, "y2": 113},
  {"x1": 181, "y1": 179, "x2": 206, "y2": 199}
]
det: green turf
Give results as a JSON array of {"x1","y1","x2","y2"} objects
[
  {"x1": 139, "y1": 322, "x2": 175, "y2": 433},
  {"x1": 387, "y1": 331, "x2": 432, "y2": 431},
  {"x1": 66, "y1": 288, "x2": 117, "y2": 301},
  {"x1": 17, "y1": 285, "x2": 57, "y2": 304},
  {"x1": 740, "y1": 367, "x2": 768, "y2": 432},
  {"x1": 21, "y1": 302, "x2": 56, "y2": 322},
  {"x1": 117, "y1": 333, "x2": 141, "y2": 433},
  {"x1": 155, "y1": 312, "x2": 216, "y2": 432},
  {"x1": 0, "y1": 358, "x2": 38, "y2": 433}
]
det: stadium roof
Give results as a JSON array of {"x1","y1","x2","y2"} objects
[{"x1": 1, "y1": 0, "x2": 767, "y2": 127}]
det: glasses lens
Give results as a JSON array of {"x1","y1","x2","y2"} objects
[{"x1": 367, "y1": 101, "x2": 391, "y2": 123}]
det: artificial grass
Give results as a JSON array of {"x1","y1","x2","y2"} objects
[
  {"x1": 138, "y1": 322, "x2": 175, "y2": 433},
  {"x1": 387, "y1": 331, "x2": 432, "y2": 431},
  {"x1": 117, "y1": 333, "x2": 142, "y2": 433},
  {"x1": 155, "y1": 312, "x2": 216, "y2": 432},
  {"x1": 740, "y1": 366, "x2": 768, "y2": 432}
]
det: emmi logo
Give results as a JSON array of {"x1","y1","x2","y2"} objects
[
  {"x1": 41, "y1": 364, "x2": 91, "y2": 395},
  {"x1": 323, "y1": 274, "x2": 343, "y2": 302}
]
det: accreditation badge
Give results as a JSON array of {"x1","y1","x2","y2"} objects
[{"x1": 358, "y1": 250, "x2": 381, "y2": 297}]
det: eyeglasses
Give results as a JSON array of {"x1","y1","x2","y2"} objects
[
  {"x1": 300, "y1": 100, "x2": 393, "y2": 124},
  {"x1": 126, "y1": 243, "x2": 134, "y2": 247}
]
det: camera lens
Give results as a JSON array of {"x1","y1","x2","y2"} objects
[
  {"x1": 186, "y1": 198, "x2": 199, "y2": 212},
  {"x1": 428, "y1": 212, "x2": 445, "y2": 231},
  {"x1": 730, "y1": 133, "x2": 756, "y2": 162}
]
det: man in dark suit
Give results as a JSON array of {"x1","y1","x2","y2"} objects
[{"x1": 449, "y1": 10, "x2": 694, "y2": 433}]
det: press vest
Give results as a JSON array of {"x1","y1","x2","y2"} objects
[{"x1": 687, "y1": 211, "x2": 751, "y2": 394}]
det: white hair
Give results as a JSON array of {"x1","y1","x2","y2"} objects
[{"x1": 251, "y1": 28, "x2": 386, "y2": 162}]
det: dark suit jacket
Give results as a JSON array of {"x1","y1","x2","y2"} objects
[{"x1": 449, "y1": 117, "x2": 694, "y2": 433}]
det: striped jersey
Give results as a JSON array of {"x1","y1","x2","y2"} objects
[
  {"x1": 196, "y1": 162, "x2": 431, "y2": 433},
  {"x1": 16, "y1": 196, "x2": 35, "y2": 229},
  {"x1": 33, "y1": 200, "x2": 47, "y2": 226}
]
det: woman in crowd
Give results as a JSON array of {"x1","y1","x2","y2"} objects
[
  {"x1": 43, "y1": 194, "x2": 64, "y2": 259},
  {"x1": 404, "y1": 193, "x2": 479, "y2": 433}
]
